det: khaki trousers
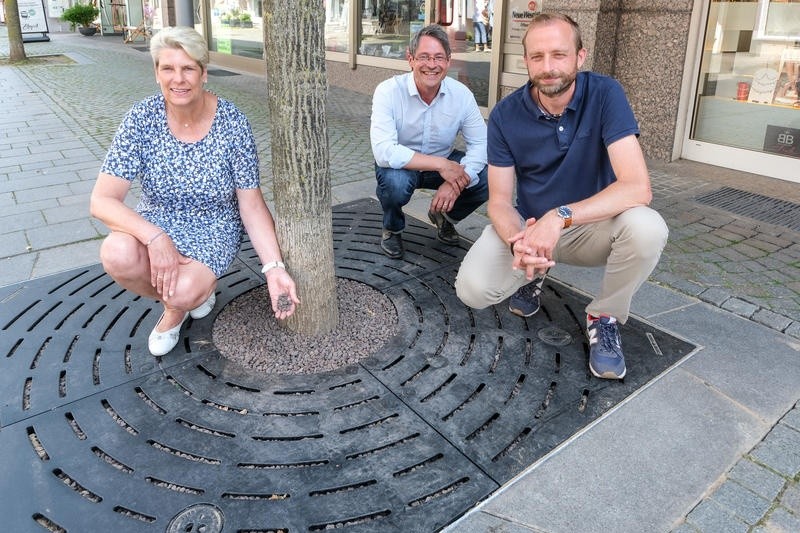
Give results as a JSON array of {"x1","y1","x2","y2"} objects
[{"x1": 455, "y1": 206, "x2": 668, "y2": 323}]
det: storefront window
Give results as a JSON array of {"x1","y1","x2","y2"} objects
[
  {"x1": 209, "y1": 0, "x2": 262, "y2": 58},
  {"x1": 359, "y1": 0, "x2": 426, "y2": 58},
  {"x1": 691, "y1": 0, "x2": 800, "y2": 158},
  {"x1": 326, "y1": 0, "x2": 350, "y2": 52}
]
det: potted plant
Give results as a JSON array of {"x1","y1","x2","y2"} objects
[
  {"x1": 239, "y1": 12, "x2": 253, "y2": 28},
  {"x1": 229, "y1": 8, "x2": 241, "y2": 27},
  {"x1": 221, "y1": 13, "x2": 231, "y2": 25},
  {"x1": 61, "y1": 2, "x2": 100, "y2": 36}
]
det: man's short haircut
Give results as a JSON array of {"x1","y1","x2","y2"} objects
[
  {"x1": 522, "y1": 13, "x2": 583, "y2": 54},
  {"x1": 409, "y1": 24, "x2": 452, "y2": 58},
  {"x1": 150, "y1": 26, "x2": 210, "y2": 69}
]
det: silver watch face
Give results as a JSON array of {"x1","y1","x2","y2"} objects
[{"x1": 558, "y1": 206, "x2": 572, "y2": 219}]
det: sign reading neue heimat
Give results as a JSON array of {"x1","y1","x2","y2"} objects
[{"x1": 18, "y1": 0, "x2": 50, "y2": 34}]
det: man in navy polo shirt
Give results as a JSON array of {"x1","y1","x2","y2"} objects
[{"x1": 455, "y1": 13, "x2": 668, "y2": 380}]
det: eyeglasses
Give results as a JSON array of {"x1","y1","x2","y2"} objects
[{"x1": 414, "y1": 54, "x2": 449, "y2": 64}]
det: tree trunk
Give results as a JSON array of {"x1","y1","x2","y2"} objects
[
  {"x1": 262, "y1": 0, "x2": 339, "y2": 335},
  {"x1": 6, "y1": 0, "x2": 29, "y2": 62}
]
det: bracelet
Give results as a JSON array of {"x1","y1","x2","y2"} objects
[
  {"x1": 261, "y1": 261, "x2": 286, "y2": 274},
  {"x1": 146, "y1": 230, "x2": 165, "y2": 247}
]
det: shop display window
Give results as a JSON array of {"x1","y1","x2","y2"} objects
[
  {"x1": 359, "y1": 0, "x2": 426, "y2": 58},
  {"x1": 209, "y1": 0, "x2": 262, "y2": 58},
  {"x1": 326, "y1": 0, "x2": 350, "y2": 52},
  {"x1": 692, "y1": 0, "x2": 800, "y2": 158}
]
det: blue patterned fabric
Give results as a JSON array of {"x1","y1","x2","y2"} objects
[{"x1": 101, "y1": 94, "x2": 260, "y2": 277}]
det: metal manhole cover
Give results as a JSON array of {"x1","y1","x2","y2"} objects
[{"x1": 0, "y1": 198, "x2": 696, "y2": 532}]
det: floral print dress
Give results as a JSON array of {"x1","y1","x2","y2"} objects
[{"x1": 101, "y1": 94, "x2": 260, "y2": 277}]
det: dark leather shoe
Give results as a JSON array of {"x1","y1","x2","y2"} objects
[
  {"x1": 428, "y1": 210, "x2": 461, "y2": 245},
  {"x1": 380, "y1": 230, "x2": 404, "y2": 259}
]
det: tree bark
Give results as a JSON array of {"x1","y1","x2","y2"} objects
[
  {"x1": 262, "y1": 0, "x2": 339, "y2": 335},
  {"x1": 6, "y1": 0, "x2": 29, "y2": 62}
]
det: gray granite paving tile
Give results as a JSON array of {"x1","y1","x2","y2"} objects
[
  {"x1": 750, "y1": 434, "x2": 800, "y2": 479},
  {"x1": 781, "y1": 406, "x2": 800, "y2": 432},
  {"x1": 780, "y1": 482, "x2": 800, "y2": 514},
  {"x1": 0, "y1": 231, "x2": 30, "y2": 258},
  {"x1": 0, "y1": 253, "x2": 35, "y2": 287},
  {"x1": 721, "y1": 297, "x2": 758, "y2": 318},
  {"x1": 761, "y1": 507, "x2": 800, "y2": 533},
  {"x1": 710, "y1": 480, "x2": 772, "y2": 524},
  {"x1": 466, "y1": 369, "x2": 764, "y2": 533},
  {"x1": 42, "y1": 204, "x2": 90, "y2": 224},
  {"x1": 444, "y1": 512, "x2": 537, "y2": 532},
  {"x1": 670, "y1": 523, "x2": 700, "y2": 533},
  {"x1": 685, "y1": 499, "x2": 749, "y2": 533},
  {"x1": 654, "y1": 304, "x2": 800, "y2": 422},
  {"x1": 20, "y1": 160, "x2": 58, "y2": 172},
  {"x1": 0, "y1": 210, "x2": 47, "y2": 234},
  {"x1": 29, "y1": 239, "x2": 102, "y2": 280},
  {"x1": 728, "y1": 459, "x2": 787, "y2": 502},
  {"x1": 12, "y1": 184, "x2": 73, "y2": 203},
  {"x1": 698, "y1": 287, "x2": 731, "y2": 306},
  {"x1": 752, "y1": 308, "x2": 794, "y2": 332},
  {"x1": 25, "y1": 219, "x2": 98, "y2": 249}
]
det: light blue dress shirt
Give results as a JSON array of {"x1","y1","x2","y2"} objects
[{"x1": 370, "y1": 72, "x2": 487, "y2": 187}]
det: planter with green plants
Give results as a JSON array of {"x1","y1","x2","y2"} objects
[
  {"x1": 239, "y1": 12, "x2": 253, "y2": 28},
  {"x1": 61, "y1": 3, "x2": 100, "y2": 36}
]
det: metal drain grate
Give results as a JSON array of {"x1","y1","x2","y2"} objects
[
  {"x1": 695, "y1": 187, "x2": 800, "y2": 232},
  {"x1": 0, "y1": 198, "x2": 696, "y2": 532},
  {"x1": 207, "y1": 68, "x2": 240, "y2": 77}
]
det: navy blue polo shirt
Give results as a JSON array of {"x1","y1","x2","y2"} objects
[{"x1": 488, "y1": 72, "x2": 639, "y2": 220}]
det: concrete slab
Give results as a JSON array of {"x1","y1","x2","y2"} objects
[
  {"x1": 447, "y1": 368, "x2": 766, "y2": 533},
  {"x1": 29, "y1": 239, "x2": 103, "y2": 279},
  {"x1": 654, "y1": 303, "x2": 800, "y2": 422}
]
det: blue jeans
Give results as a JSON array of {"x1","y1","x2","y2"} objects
[
  {"x1": 375, "y1": 150, "x2": 489, "y2": 232},
  {"x1": 474, "y1": 21, "x2": 488, "y2": 45}
]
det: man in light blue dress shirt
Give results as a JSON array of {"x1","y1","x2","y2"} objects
[{"x1": 370, "y1": 24, "x2": 489, "y2": 259}]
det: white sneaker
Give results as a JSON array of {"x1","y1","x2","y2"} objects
[
  {"x1": 148, "y1": 312, "x2": 189, "y2": 356},
  {"x1": 190, "y1": 292, "x2": 216, "y2": 319}
]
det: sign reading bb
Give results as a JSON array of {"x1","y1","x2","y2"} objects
[{"x1": 763, "y1": 125, "x2": 800, "y2": 158}]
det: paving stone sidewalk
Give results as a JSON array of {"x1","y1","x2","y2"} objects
[{"x1": 2, "y1": 26, "x2": 799, "y2": 532}]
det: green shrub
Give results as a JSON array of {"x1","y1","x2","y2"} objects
[{"x1": 60, "y1": 3, "x2": 100, "y2": 30}]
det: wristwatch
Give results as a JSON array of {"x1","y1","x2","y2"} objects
[{"x1": 556, "y1": 205, "x2": 573, "y2": 228}]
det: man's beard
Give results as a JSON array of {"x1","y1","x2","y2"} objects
[{"x1": 533, "y1": 71, "x2": 577, "y2": 97}]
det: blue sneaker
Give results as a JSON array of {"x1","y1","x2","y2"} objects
[
  {"x1": 508, "y1": 278, "x2": 544, "y2": 317},
  {"x1": 587, "y1": 315, "x2": 626, "y2": 379}
]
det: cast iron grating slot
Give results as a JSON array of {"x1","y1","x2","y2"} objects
[
  {"x1": 0, "y1": 198, "x2": 695, "y2": 532},
  {"x1": 207, "y1": 68, "x2": 240, "y2": 76},
  {"x1": 695, "y1": 187, "x2": 800, "y2": 231}
]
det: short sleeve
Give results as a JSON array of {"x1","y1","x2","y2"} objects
[{"x1": 100, "y1": 106, "x2": 145, "y2": 181}]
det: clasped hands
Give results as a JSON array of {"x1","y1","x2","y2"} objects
[
  {"x1": 509, "y1": 217, "x2": 558, "y2": 280},
  {"x1": 431, "y1": 160, "x2": 470, "y2": 213}
]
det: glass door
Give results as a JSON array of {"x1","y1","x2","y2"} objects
[{"x1": 683, "y1": 0, "x2": 800, "y2": 183}]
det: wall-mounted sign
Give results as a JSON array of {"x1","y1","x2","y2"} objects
[{"x1": 505, "y1": 0, "x2": 542, "y2": 44}]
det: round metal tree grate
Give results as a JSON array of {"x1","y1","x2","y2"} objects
[{"x1": 0, "y1": 199, "x2": 696, "y2": 532}]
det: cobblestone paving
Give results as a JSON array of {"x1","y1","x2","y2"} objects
[
  {"x1": 2, "y1": 26, "x2": 799, "y2": 533},
  {"x1": 6, "y1": 31, "x2": 797, "y2": 339},
  {"x1": 674, "y1": 401, "x2": 800, "y2": 533}
]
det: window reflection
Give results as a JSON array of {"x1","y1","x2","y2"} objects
[
  {"x1": 360, "y1": 0, "x2": 426, "y2": 58},
  {"x1": 326, "y1": 0, "x2": 350, "y2": 52},
  {"x1": 209, "y1": 0, "x2": 262, "y2": 57}
]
